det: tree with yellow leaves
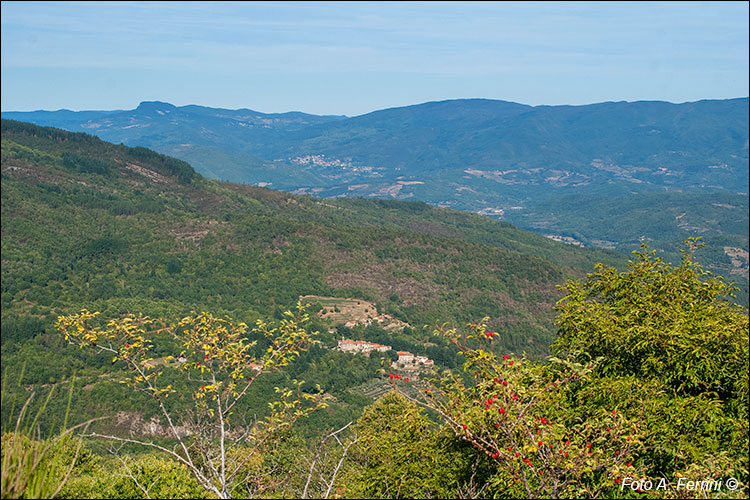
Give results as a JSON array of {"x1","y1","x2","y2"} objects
[{"x1": 56, "y1": 302, "x2": 329, "y2": 499}]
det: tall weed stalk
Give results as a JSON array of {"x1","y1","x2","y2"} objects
[{"x1": 1, "y1": 363, "x2": 94, "y2": 498}]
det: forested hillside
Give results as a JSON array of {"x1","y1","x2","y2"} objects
[{"x1": 503, "y1": 191, "x2": 749, "y2": 304}]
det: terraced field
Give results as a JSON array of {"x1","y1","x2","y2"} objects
[{"x1": 300, "y1": 295, "x2": 410, "y2": 330}]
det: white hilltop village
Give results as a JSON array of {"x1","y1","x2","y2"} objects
[{"x1": 335, "y1": 339, "x2": 434, "y2": 371}]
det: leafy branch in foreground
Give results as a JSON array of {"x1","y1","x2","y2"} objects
[
  {"x1": 55, "y1": 302, "x2": 330, "y2": 499},
  {"x1": 380, "y1": 241, "x2": 748, "y2": 498},
  {"x1": 391, "y1": 321, "x2": 646, "y2": 498}
]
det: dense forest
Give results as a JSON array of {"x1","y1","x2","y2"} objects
[{"x1": 2, "y1": 120, "x2": 747, "y2": 498}]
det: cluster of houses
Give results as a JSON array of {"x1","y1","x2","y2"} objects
[
  {"x1": 290, "y1": 154, "x2": 351, "y2": 168},
  {"x1": 335, "y1": 339, "x2": 435, "y2": 370},
  {"x1": 393, "y1": 351, "x2": 434, "y2": 369},
  {"x1": 337, "y1": 339, "x2": 392, "y2": 354},
  {"x1": 342, "y1": 316, "x2": 389, "y2": 328}
]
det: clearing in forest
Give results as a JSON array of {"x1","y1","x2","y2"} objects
[{"x1": 299, "y1": 295, "x2": 410, "y2": 331}]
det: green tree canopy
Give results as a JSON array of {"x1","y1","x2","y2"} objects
[{"x1": 553, "y1": 240, "x2": 748, "y2": 403}]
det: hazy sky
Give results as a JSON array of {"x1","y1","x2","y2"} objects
[{"x1": 1, "y1": 1, "x2": 748, "y2": 116}]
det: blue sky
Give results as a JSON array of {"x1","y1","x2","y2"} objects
[{"x1": 1, "y1": 1, "x2": 748, "y2": 116}]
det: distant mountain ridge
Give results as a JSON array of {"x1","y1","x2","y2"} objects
[
  {"x1": 2, "y1": 100, "x2": 347, "y2": 137},
  {"x1": 4, "y1": 97, "x2": 746, "y2": 196}
]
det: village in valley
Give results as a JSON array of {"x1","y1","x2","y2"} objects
[
  {"x1": 336, "y1": 339, "x2": 434, "y2": 371},
  {"x1": 300, "y1": 295, "x2": 436, "y2": 373}
]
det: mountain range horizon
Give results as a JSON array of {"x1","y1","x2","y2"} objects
[{"x1": 5, "y1": 94, "x2": 749, "y2": 117}]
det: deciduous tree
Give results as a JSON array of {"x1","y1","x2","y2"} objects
[{"x1": 56, "y1": 302, "x2": 328, "y2": 499}]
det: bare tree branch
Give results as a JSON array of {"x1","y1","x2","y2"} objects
[{"x1": 111, "y1": 449, "x2": 159, "y2": 500}]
